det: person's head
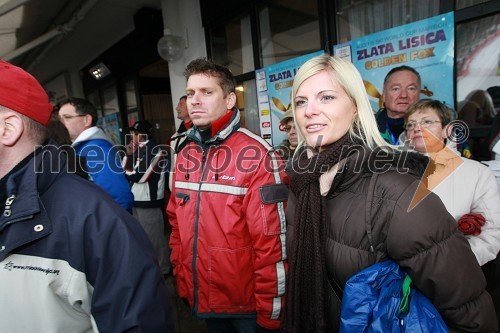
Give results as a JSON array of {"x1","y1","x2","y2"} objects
[
  {"x1": 460, "y1": 89, "x2": 496, "y2": 123},
  {"x1": 176, "y1": 95, "x2": 189, "y2": 122},
  {"x1": 486, "y1": 86, "x2": 500, "y2": 112},
  {"x1": 292, "y1": 53, "x2": 387, "y2": 151},
  {"x1": 58, "y1": 97, "x2": 98, "y2": 141},
  {"x1": 382, "y1": 65, "x2": 421, "y2": 119},
  {"x1": 280, "y1": 109, "x2": 298, "y2": 148},
  {"x1": 0, "y1": 60, "x2": 52, "y2": 175},
  {"x1": 129, "y1": 120, "x2": 153, "y2": 145},
  {"x1": 183, "y1": 58, "x2": 237, "y2": 130},
  {"x1": 404, "y1": 99, "x2": 453, "y2": 153},
  {"x1": 48, "y1": 109, "x2": 72, "y2": 145}
]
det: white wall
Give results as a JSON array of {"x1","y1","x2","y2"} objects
[{"x1": 161, "y1": 0, "x2": 207, "y2": 129}]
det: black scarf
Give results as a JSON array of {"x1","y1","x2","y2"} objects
[{"x1": 285, "y1": 133, "x2": 356, "y2": 333}]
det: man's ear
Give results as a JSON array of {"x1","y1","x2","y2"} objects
[
  {"x1": 226, "y1": 92, "x2": 237, "y2": 110},
  {"x1": 84, "y1": 114, "x2": 93, "y2": 128},
  {"x1": 0, "y1": 112, "x2": 24, "y2": 147}
]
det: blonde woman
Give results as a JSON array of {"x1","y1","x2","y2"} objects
[{"x1": 284, "y1": 54, "x2": 497, "y2": 332}]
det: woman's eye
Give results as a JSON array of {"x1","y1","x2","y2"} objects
[
  {"x1": 322, "y1": 95, "x2": 334, "y2": 102},
  {"x1": 295, "y1": 100, "x2": 306, "y2": 107}
]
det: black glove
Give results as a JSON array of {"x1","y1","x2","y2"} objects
[{"x1": 255, "y1": 324, "x2": 280, "y2": 333}]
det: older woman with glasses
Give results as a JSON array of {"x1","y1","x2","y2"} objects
[{"x1": 404, "y1": 99, "x2": 500, "y2": 266}]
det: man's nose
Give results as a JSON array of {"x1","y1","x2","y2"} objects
[{"x1": 190, "y1": 93, "x2": 201, "y2": 104}]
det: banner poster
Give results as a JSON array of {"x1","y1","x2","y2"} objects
[
  {"x1": 334, "y1": 12, "x2": 454, "y2": 113},
  {"x1": 256, "y1": 50, "x2": 323, "y2": 146},
  {"x1": 97, "y1": 113, "x2": 122, "y2": 145}
]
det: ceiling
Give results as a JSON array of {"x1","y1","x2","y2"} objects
[{"x1": 0, "y1": 0, "x2": 162, "y2": 83}]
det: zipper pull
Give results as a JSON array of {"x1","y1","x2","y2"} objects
[{"x1": 4, "y1": 195, "x2": 16, "y2": 217}]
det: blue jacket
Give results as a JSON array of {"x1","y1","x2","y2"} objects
[
  {"x1": 340, "y1": 260, "x2": 448, "y2": 333},
  {"x1": 0, "y1": 145, "x2": 173, "y2": 332},
  {"x1": 73, "y1": 127, "x2": 134, "y2": 212}
]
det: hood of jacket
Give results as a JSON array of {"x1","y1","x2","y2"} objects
[{"x1": 72, "y1": 127, "x2": 114, "y2": 147}]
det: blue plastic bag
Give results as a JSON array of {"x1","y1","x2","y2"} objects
[{"x1": 340, "y1": 260, "x2": 448, "y2": 333}]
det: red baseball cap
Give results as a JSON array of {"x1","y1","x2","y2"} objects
[{"x1": 0, "y1": 59, "x2": 52, "y2": 127}]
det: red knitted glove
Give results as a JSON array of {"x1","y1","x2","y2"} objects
[{"x1": 457, "y1": 213, "x2": 486, "y2": 236}]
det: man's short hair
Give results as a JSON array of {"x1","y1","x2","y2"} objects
[
  {"x1": 21, "y1": 113, "x2": 49, "y2": 145},
  {"x1": 383, "y1": 65, "x2": 421, "y2": 90},
  {"x1": 183, "y1": 58, "x2": 236, "y2": 97},
  {"x1": 179, "y1": 95, "x2": 187, "y2": 101},
  {"x1": 58, "y1": 97, "x2": 99, "y2": 126}
]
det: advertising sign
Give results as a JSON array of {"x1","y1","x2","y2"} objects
[
  {"x1": 334, "y1": 12, "x2": 455, "y2": 112},
  {"x1": 97, "y1": 112, "x2": 122, "y2": 145},
  {"x1": 256, "y1": 51, "x2": 323, "y2": 146}
]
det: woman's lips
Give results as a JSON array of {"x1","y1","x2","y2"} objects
[{"x1": 305, "y1": 124, "x2": 326, "y2": 133}]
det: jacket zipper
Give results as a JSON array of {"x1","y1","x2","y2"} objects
[
  {"x1": 0, "y1": 195, "x2": 34, "y2": 232},
  {"x1": 3, "y1": 195, "x2": 15, "y2": 218},
  {"x1": 192, "y1": 147, "x2": 209, "y2": 315}
]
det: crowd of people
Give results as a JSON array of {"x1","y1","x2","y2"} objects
[{"x1": 0, "y1": 53, "x2": 498, "y2": 332}]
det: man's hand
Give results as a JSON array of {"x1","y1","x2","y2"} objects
[{"x1": 126, "y1": 141, "x2": 138, "y2": 155}]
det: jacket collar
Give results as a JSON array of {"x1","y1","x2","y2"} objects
[
  {"x1": 0, "y1": 145, "x2": 65, "y2": 231},
  {"x1": 187, "y1": 108, "x2": 241, "y2": 146},
  {"x1": 375, "y1": 108, "x2": 388, "y2": 132},
  {"x1": 177, "y1": 120, "x2": 192, "y2": 133},
  {"x1": 428, "y1": 145, "x2": 461, "y2": 166},
  {"x1": 320, "y1": 146, "x2": 428, "y2": 197},
  {"x1": 72, "y1": 127, "x2": 113, "y2": 146}
]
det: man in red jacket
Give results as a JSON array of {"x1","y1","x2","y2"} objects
[{"x1": 167, "y1": 58, "x2": 288, "y2": 332}]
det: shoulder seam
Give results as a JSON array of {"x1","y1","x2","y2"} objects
[{"x1": 236, "y1": 128, "x2": 274, "y2": 151}]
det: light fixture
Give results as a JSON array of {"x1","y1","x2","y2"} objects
[
  {"x1": 157, "y1": 28, "x2": 185, "y2": 62},
  {"x1": 236, "y1": 86, "x2": 244, "y2": 92},
  {"x1": 89, "y1": 62, "x2": 111, "y2": 80}
]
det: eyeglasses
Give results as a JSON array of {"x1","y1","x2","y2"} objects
[
  {"x1": 404, "y1": 119, "x2": 441, "y2": 130},
  {"x1": 284, "y1": 125, "x2": 296, "y2": 133},
  {"x1": 59, "y1": 114, "x2": 86, "y2": 120}
]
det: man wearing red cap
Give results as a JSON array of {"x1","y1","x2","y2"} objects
[{"x1": 0, "y1": 60, "x2": 173, "y2": 332}]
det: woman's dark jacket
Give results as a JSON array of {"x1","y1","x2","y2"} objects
[{"x1": 286, "y1": 147, "x2": 498, "y2": 332}]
